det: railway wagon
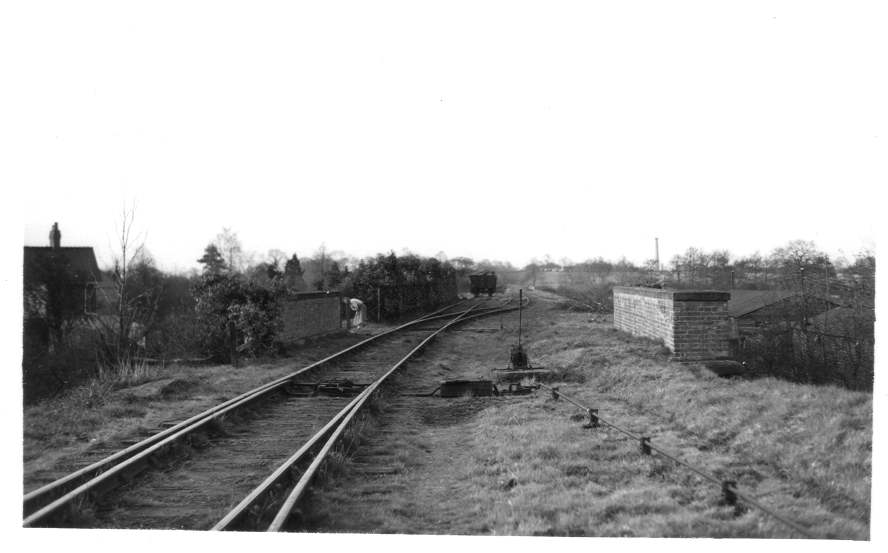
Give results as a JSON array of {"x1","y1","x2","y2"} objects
[{"x1": 469, "y1": 271, "x2": 497, "y2": 297}]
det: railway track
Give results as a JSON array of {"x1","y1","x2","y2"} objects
[{"x1": 23, "y1": 297, "x2": 520, "y2": 529}]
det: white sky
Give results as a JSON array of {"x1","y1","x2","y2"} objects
[{"x1": 7, "y1": 1, "x2": 885, "y2": 273}]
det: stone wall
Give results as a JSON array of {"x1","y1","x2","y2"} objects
[
  {"x1": 613, "y1": 287, "x2": 730, "y2": 361},
  {"x1": 279, "y1": 291, "x2": 342, "y2": 343}
]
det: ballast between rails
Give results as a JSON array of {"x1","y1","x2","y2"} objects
[
  {"x1": 23, "y1": 299, "x2": 504, "y2": 527},
  {"x1": 215, "y1": 301, "x2": 524, "y2": 531},
  {"x1": 539, "y1": 383, "x2": 819, "y2": 539}
]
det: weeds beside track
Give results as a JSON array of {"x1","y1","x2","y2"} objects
[
  {"x1": 23, "y1": 298, "x2": 521, "y2": 529},
  {"x1": 539, "y1": 383, "x2": 818, "y2": 538}
]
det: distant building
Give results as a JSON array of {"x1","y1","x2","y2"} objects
[
  {"x1": 23, "y1": 223, "x2": 115, "y2": 346},
  {"x1": 24, "y1": 223, "x2": 102, "y2": 316},
  {"x1": 727, "y1": 289, "x2": 839, "y2": 354}
]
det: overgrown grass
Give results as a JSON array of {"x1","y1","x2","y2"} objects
[
  {"x1": 299, "y1": 294, "x2": 871, "y2": 539},
  {"x1": 496, "y1": 312, "x2": 872, "y2": 538},
  {"x1": 23, "y1": 332, "x2": 369, "y2": 482}
]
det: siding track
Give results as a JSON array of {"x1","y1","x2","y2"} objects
[{"x1": 23, "y1": 298, "x2": 519, "y2": 529}]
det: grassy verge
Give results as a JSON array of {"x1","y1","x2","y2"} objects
[
  {"x1": 300, "y1": 291, "x2": 871, "y2": 538},
  {"x1": 526, "y1": 315, "x2": 871, "y2": 537},
  {"x1": 23, "y1": 331, "x2": 370, "y2": 485}
]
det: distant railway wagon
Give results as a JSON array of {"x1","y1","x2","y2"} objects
[{"x1": 469, "y1": 271, "x2": 497, "y2": 297}]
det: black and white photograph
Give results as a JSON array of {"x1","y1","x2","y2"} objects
[{"x1": 3, "y1": 0, "x2": 884, "y2": 550}]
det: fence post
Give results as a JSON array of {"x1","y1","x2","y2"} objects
[
  {"x1": 722, "y1": 480, "x2": 738, "y2": 506},
  {"x1": 583, "y1": 408, "x2": 600, "y2": 429}
]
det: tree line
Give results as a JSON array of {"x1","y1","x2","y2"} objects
[
  {"x1": 23, "y1": 222, "x2": 874, "y2": 402},
  {"x1": 23, "y1": 225, "x2": 467, "y2": 401},
  {"x1": 544, "y1": 240, "x2": 875, "y2": 391}
]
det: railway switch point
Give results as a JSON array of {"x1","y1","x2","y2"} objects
[
  {"x1": 439, "y1": 379, "x2": 497, "y2": 398},
  {"x1": 432, "y1": 380, "x2": 539, "y2": 398},
  {"x1": 286, "y1": 380, "x2": 369, "y2": 397}
]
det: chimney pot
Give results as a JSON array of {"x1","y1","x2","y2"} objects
[{"x1": 49, "y1": 222, "x2": 61, "y2": 249}]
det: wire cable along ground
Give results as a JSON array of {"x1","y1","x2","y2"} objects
[{"x1": 538, "y1": 383, "x2": 819, "y2": 539}]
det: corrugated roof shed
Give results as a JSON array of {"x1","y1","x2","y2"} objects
[{"x1": 727, "y1": 289, "x2": 798, "y2": 318}]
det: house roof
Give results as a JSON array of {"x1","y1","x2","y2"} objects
[
  {"x1": 727, "y1": 289, "x2": 798, "y2": 318},
  {"x1": 24, "y1": 246, "x2": 102, "y2": 282}
]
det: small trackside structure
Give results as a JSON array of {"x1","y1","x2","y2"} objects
[
  {"x1": 492, "y1": 288, "x2": 554, "y2": 382},
  {"x1": 613, "y1": 286, "x2": 731, "y2": 362},
  {"x1": 279, "y1": 291, "x2": 343, "y2": 343}
]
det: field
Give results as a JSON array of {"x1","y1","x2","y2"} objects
[{"x1": 22, "y1": 290, "x2": 872, "y2": 538}]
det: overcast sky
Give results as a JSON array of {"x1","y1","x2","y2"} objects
[{"x1": 8, "y1": 1, "x2": 884, "y2": 272}]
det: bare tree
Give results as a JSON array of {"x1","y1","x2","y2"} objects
[
  {"x1": 114, "y1": 205, "x2": 143, "y2": 361},
  {"x1": 215, "y1": 227, "x2": 246, "y2": 273},
  {"x1": 266, "y1": 249, "x2": 287, "y2": 269},
  {"x1": 94, "y1": 204, "x2": 160, "y2": 375}
]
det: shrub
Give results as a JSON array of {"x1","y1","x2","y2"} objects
[
  {"x1": 193, "y1": 273, "x2": 282, "y2": 362},
  {"x1": 345, "y1": 253, "x2": 459, "y2": 320}
]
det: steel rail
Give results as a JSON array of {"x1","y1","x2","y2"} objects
[
  {"x1": 213, "y1": 303, "x2": 522, "y2": 531},
  {"x1": 265, "y1": 305, "x2": 485, "y2": 531},
  {"x1": 211, "y1": 392, "x2": 365, "y2": 530},
  {"x1": 214, "y1": 304, "x2": 507, "y2": 531},
  {"x1": 23, "y1": 300, "x2": 466, "y2": 526},
  {"x1": 538, "y1": 383, "x2": 818, "y2": 539},
  {"x1": 212, "y1": 303, "x2": 523, "y2": 529}
]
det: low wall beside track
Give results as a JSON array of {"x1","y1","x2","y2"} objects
[
  {"x1": 280, "y1": 291, "x2": 342, "y2": 343},
  {"x1": 613, "y1": 287, "x2": 730, "y2": 362}
]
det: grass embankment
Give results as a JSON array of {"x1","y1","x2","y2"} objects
[
  {"x1": 23, "y1": 331, "x2": 371, "y2": 486},
  {"x1": 480, "y1": 314, "x2": 871, "y2": 538},
  {"x1": 301, "y1": 293, "x2": 871, "y2": 539}
]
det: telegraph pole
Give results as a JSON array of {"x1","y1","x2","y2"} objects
[{"x1": 655, "y1": 237, "x2": 660, "y2": 272}]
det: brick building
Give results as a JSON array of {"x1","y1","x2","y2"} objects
[{"x1": 613, "y1": 286, "x2": 731, "y2": 362}]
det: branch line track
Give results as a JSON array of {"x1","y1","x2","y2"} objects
[
  {"x1": 214, "y1": 303, "x2": 518, "y2": 531},
  {"x1": 23, "y1": 297, "x2": 518, "y2": 528}
]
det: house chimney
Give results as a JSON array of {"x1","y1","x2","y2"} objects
[{"x1": 49, "y1": 222, "x2": 61, "y2": 249}]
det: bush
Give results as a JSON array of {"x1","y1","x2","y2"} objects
[
  {"x1": 345, "y1": 253, "x2": 459, "y2": 320},
  {"x1": 22, "y1": 342, "x2": 98, "y2": 404},
  {"x1": 146, "y1": 311, "x2": 203, "y2": 360},
  {"x1": 193, "y1": 273, "x2": 282, "y2": 362}
]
